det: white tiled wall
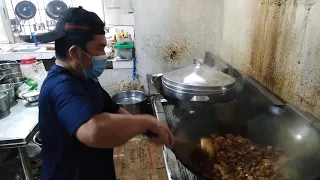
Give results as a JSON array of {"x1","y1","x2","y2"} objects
[{"x1": 103, "y1": 0, "x2": 134, "y2": 26}]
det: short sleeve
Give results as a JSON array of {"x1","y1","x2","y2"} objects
[
  {"x1": 52, "y1": 80, "x2": 96, "y2": 136},
  {"x1": 98, "y1": 83, "x2": 120, "y2": 113}
]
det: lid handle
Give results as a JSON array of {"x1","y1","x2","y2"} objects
[
  {"x1": 193, "y1": 59, "x2": 197, "y2": 64},
  {"x1": 193, "y1": 58, "x2": 204, "y2": 64},
  {"x1": 191, "y1": 96, "x2": 209, "y2": 101}
]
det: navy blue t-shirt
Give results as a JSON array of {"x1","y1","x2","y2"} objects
[{"x1": 39, "y1": 65, "x2": 119, "y2": 180}]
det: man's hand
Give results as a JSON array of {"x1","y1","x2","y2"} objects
[{"x1": 143, "y1": 115, "x2": 174, "y2": 147}]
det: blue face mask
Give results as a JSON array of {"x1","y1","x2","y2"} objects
[
  {"x1": 84, "y1": 55, "x2": 108, "y2": 78},
  {"x1": 79, "y1": 49, "x2": 108, "y2": 78}
]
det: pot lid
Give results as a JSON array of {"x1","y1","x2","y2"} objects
[
  {"x1": 162, "y1": 59, "x2": 235, "y2": 92},
  {"x1": 15, "y1": 1, "x2": 37, "y2": 20},
  {"x1": 46, "y1": 0, "x2": 68, "y2": 20}
]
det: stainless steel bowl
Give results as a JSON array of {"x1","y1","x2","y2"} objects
[
  {"x1": 4, "y1": 77, "x2": 26, "y2": 90},
  {"x1": 0, "y1": 63, "x2": 21, "y2": 75},
  {"x1": 0, "y1": 92, "x2": 10, "y2": 116},
  {"x1": 22, "y1": 90, "x2": 40, "y2": 103},
  {"x1": 0, "y1": 84, "x2": 15, "y2": 103},
  {"x1": 2, "y1": 72, "x2": 23, "y2": 82},
  {"x1": 4, "y1": 77, "x2": 25, "y2": 84},
  {"x1": 3, "y1": 73, "x2": 26, "y2": 83},
  {"x1": 32, "y1": 131, "x2": 42, "y2": 147},
  {"x1": 112, "y1": 90, "x2": 147, "y2": 114},
  {"x1": 0, "y1": 68, "x2": 12, "y2": 75}
]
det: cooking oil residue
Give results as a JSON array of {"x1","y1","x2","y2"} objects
[{"x1": 158, "y1": 41, "x2": 191, "y2": 63}]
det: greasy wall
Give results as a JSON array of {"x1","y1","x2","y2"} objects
[
  {"x1": 134, "y1": 0, "x2": 223, "y2": 89},
  {"x1": 220, "y1": 0, "x2": 320, "y2": 118}
]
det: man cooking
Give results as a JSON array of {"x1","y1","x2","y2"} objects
[{"x1": 37, "y1": 7, "x2": 174, "y2": 180}]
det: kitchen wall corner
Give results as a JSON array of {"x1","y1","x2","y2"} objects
[{"x1": 219, "y1": 0, "x2": 320, "y2": 118}]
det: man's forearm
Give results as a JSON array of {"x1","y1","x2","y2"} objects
[{"x1": 76, "y1": 113, "x2": 154, "y2": 148}]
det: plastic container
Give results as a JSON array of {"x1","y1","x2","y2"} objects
[
  {"x1": 20, "y1": 56, "x2": 37, "y2": 78},
  {"x1": 114, "y1": 41, "x2": 134, "y2": 60},
  {"x1": 16, "y1": 78, "x2": 38, "y2": 99},
  {"x1": 20, "y1": 56, "x2": 47, "y2": 88}
]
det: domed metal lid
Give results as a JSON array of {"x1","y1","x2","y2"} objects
[{"x1": 162, "y1": 59, "x2": 235, "y2": 93}]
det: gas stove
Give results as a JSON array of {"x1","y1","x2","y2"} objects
[
  {"x1": 147, "y1": 52, "x2": 319, "y2": 180},
  {"x1": 147, "y1": 64, "x2": 320, "y2": 180}
]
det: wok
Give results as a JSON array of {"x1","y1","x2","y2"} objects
[{"x1": 167, "y1": 101, "x2": 320, "y2": 180}]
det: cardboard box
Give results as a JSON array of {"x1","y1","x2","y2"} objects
[{"x1": 114, "y1": 138, "x2": 167, "y2": 180}]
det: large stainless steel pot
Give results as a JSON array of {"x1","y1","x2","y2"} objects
[
  {"x1": 112, "y1": 90, "x2": 147, "y2": 114},
  {"x1": 4, "y1": 77, "x2": 26, "y2": 90},
  {"x1": 0, "y1": 92, "x2": 10, "y2": 117},
  {"x1": 0, "y1": 84, "x2": 15, "y2": 104},
  {"x1": 152, "y1": 59, "x2": 243, "y2": 110},
  {"x1": 162, "y1": 59, "x2": 236, "y2": 101}
]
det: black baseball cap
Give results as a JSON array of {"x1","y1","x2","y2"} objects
[{"x1": 36, "y1": 6, "x2": 105, "y2": 43}]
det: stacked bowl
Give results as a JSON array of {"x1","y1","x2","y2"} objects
[
  {"x1": 0, "y1": 62, "x2": 26, "y2": 116},
  {"x1": 0, "y1": 63, "x2": 26, "y2": 90}
]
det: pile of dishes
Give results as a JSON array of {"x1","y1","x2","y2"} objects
[
  {"x1": 0, "y1": 62, "x2": 24, "y2": 116},
  {"x1": 0, "y1": 62, "x2": 41, "y2": 117},
  {"x1": 0, "y1": 62, "x2": 26, "y2": 89}
]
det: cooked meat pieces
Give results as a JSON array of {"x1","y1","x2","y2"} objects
[
  {"x1": 191, "y1": 134, "x2": 289, "y2": 180},
  {"x1": 201, "y1": 138, "x2": 216, "y2": 157}
]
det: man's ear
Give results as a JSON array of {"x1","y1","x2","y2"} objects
[{"x1": 69, "y1": 45, "x2": 81, "y2": 60}]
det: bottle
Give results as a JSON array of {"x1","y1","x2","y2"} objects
[
  {"x1": 121, "y1": 30, "x2": 125, "y2": 37},
  {"x1": 114, "y1": 34, "x2": 117, "y2": 43},
  {"x1": 111, "y1": 41, "x2": 115, "y2": 52}
]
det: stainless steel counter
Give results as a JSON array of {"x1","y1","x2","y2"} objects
[
  {"x1": 0, "y1": 100, "x2": 38, "y2": 180},
  {"x1": 0, "y1": 100, "x2": 38, "y2": 148}
]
